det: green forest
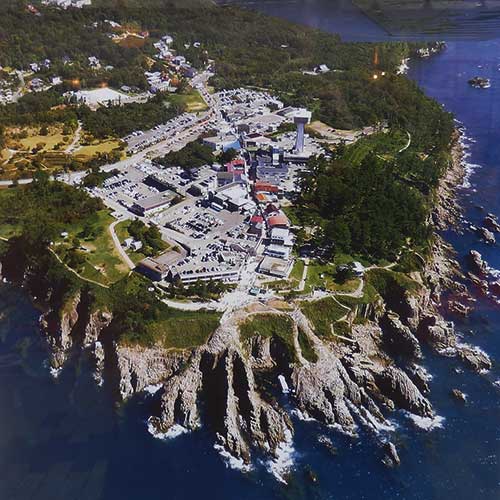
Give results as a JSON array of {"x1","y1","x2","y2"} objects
[{"x1": 0, "y1": 1, "x2": 443, "y2": 130}]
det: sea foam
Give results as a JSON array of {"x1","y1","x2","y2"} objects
[
  {"x1": 404, "y1": 412, "x2": 445, "y2": 431},
  {"x1": 147, "y1": 418, "x2": 189, "y2": 440},
  {"x1": 213, "y1": 443, "x2": 253, "y2": 473},
  {"x1": 265, "y1": 429, "x2": 295, "y2": 484}
]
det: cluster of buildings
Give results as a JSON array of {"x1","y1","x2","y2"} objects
[
  {"x1": 41, "y1": 0, "x2": 92, "y2": 8},
  {"x1": 94, "y1": 88, "x2": 323, "y2": 287},
  {"x1": 143, "y1": 34, "x2": 197, "y2": 94}
]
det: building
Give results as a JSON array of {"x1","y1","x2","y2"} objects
[
  {"x1": 171, "y1": 267, "x2": 241, "y2": 284},
  {"x1": 137, "y1": 258, "x2": 169, "y2": 281},
  {"x1": 253, "y1": 181, "x2": 279, "y2": 194},
  {"x1": 130, "y1": 191, "x2": 177, "y2": 216},
  {"x1": 269, "y1": 227, "x2": 294, "y2": 247},
  {"x1": 203, "y1": 134, "x2": 241, "y2": 152},
  {"x1": 267, "y1": 213, "x2": 290, "y2": 229},
  {"x1": 258, "y1": 256, "x2": 293, "y2": 278},
  {"x1": 67, "y1": 87, "x2": 132, "y2": 109},
  {"x1": 264, "y1": 244, "x2": 291, "y2": 260}
]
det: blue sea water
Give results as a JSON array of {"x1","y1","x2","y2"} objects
[{"x1": 1, "y1": 4, "x2": 500, "y2": 500}]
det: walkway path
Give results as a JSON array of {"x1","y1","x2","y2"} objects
[
  {"x1": 298, "y1": 258, "x2": 309, "y2": 292},
  {"x1": 65, "y1": 121, "x2": 82, "y2": 154},
  {"x1": 48, "y1": 248, "x2": 109, "y2": 289},
  {"x1": 109, "y1": 219, "x2": 135, "y2": 270},
  {"x1": 398, "y1": 131, "x2": 412, "y2": 153}
]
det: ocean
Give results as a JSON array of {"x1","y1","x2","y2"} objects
[{"x1": 1, "y1": 3, "x2": 499, "y2": 499}]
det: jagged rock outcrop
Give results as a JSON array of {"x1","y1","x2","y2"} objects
[
  {"x1": 483, "y1": 214, "x2": 500, "y2": 232},
  {"x1": 490, "y1": 281, "x2": 500, "y2": 297},
  {"x1": 477, "y1": 227, "x2": 496, "y2": 244},
  {"x1": 408, "y1": 364, "x2": 431, "y2": 394},
  {"x1": 375, "y1": 366, "x2": 433, "y2": 417},
  {"x1": 39, "y1": 291, "x2": 81, "y2": 368},
  {"x1": 467, "y1": 250, "x2": 487, "y2": 275},
  {"x1": 417, "y1": 315, "x2": 456, "y2": 350},
  {"x1": 150, "y1": 316, "x2": 293, "y2": 465},
  {"x1": 82, "y1": 310, "x2": 113, "y2": 347},
  {"x1": 92, "y1": 341, "x2": 105, "y2": 386},
  {"x1": 451, "y1": 389, "x2": 467, "y2": 402},
  {"x1": 381, "y1": 312, "x2": 422, "y2": 359},
  {"x1": 457, "y1": 344, "x2": 492, "y2": 372},
  {"x1": 116, "y1": 344, "x2": 188, "y2": 400},
  {"x1": 382, "y1": 441, "x2": 400, "y2": 467}
]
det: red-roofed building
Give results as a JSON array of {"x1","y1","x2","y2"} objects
[
  {"x1": 225, "y1": 159, "x2": 246, "y2": 173},
  {"x1": 264, "y1": 203, "x2": 280, "y2": 215},
  {"x1": 250, "y1": 215, "x2": 264, "y2": 224},
  {"x1": 253, "y1": 181, "x2": 279, "y2": 194},
  {"x1": 268, "y1": 214, "x2": 290, "y2": 229}
]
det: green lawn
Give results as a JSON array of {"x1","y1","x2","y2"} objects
[
  {"x1": 305, "y1": 260, "x2": 360, "y2": 293},
  {"x1": 300, "y1": 297, "x2": 351, "y2": 340},
  {"x1": 169, "y1": 89, "x2": 208, "y2": 113},
  {"x1": 145, "y1": 312, "x2": 221, "y2": 350},
  {"x1": 290, "y1": 259, "x2": 305, "y2": 281},
  {"x1": 343, "y1": 130, "x2": 408, "y2": 166},
  {"x1": 55, "y1": 210, "x2": 128, "y2": 286},
  {"x1": 240, "y1": 313, "x2": 296, "y2": 360},
  {"x1": 297, "y1": 326, "x2": 318, "y2": 363}
]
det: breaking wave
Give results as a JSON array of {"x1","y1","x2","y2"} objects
[{"x1": 404, "y1": 412, "x2": 445, "y2": 431}]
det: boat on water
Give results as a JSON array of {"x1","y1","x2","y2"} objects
[{"x1": 468, "y1": 76, "x2": 491, "y2": 89}]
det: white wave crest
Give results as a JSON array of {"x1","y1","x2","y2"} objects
[
  {"x1": 265, "y1": 429, "x2": 295, "y2": 484},
  {"x1": 291, "y1": 408, "x2": 315, "y2": 422},
  {"x1": 404, "y1": 412, "x2": 445, "y2": 431},
  {"x1": 144, "y1": 383, "x2": 163, "y2": 395},
  {"x1": 461, "y1": 162, "x2": 482, "y2": 188},
  {"x1": 147, "y1": 418, "x2": 189, "y2": 440},
  {"x1": 213, "y1": 443, "x2": 253, "y2": 473}
]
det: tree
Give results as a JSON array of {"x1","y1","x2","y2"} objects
[{"x1": 219, "y1": 148, "x2": 238, "y2": 165}]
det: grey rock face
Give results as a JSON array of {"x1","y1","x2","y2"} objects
[
  {"x1": 116, "y1": 344, "x2": 188, "y2": 400},
  {"x1": 483, "y1": 215, "x2": 500, "y2": 233},
  {"x1": 39, "y1": 291, "x2": 81, "y2": 369},
  {"x1": 375, "y1": 366, "x2": 433, "y2": 417},
  {"x1": 457, "y1": 344, "x2": 492, "y2": 372},
  {"x1": 477, "y1": 227, "x2": 496, "y2": 244},
  {"x1": 418, "y1": 315, "x2": 456, "y2": 350},
  {"x1": 467, "y1": 250, "x2": 487, "y2": 275},
  {"x1": 381, "y1": 312, "x2": 422, "y2": 359}
]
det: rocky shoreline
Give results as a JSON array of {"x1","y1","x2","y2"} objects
[{"x1": 0, "y1": 128, "x2": 493, "y2": 480}]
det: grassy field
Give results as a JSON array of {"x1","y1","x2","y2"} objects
[
  {"x1": 75, "y1": 138, "x2": 123, "y2": 159},
  {"x1": 54, "y1": 210, "x2": 129, "y2": 286},
  {"x1": 240, "y1": 313, "x2": 296, "y2": 360},
  {"x1": 305, "y1": 260, "x2": 360, "y2": 294},
  {"x1": 8, "y1": 125, "x2": 72, "y2": 153},
  {"x1": 145, "y1": 311, "x2": 221, "y2": 349},
  {"x1": 0, "y1": 126, "x2": 123, "y2": 180},
  {"x1": 170, "y1": 89, "x2": 208, "y2": 113},
  {"x1": 300, "y1": 297, "x2": 351, "y2": 340},
  {"x1": 297, "y1": 326, "x2": 318, "y2": 363},
  {"x1": 343, "y1": 130, "x2": 408, "y2": 166}
]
